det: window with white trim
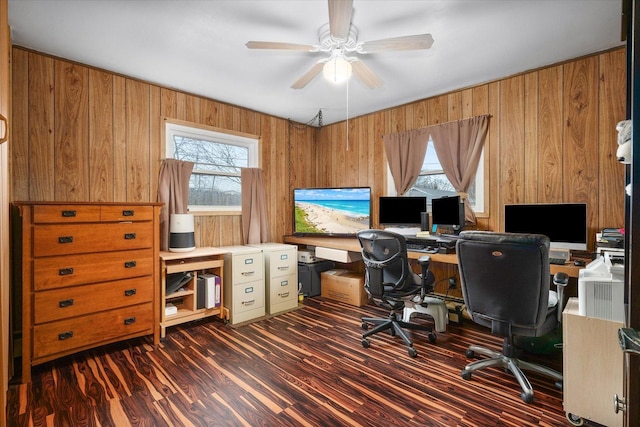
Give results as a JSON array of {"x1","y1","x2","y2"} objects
[
  {"x1": 165, "y1": 121, "x2": 259, "y2": 211},
  {"x1": 387, "y1": 138, "x2": 484, "y2": 213}
]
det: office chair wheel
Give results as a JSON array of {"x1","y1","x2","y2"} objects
[
  {"x1": 555, "y1": 380, "x2": 563, "y2": 391},
  {"x1": 461, "y1": 370, "x2": 472, "y2": 380},
  {"x1": 362, "y1": 339, "x2": 371, "y2": 348},
  {"x1": 566, "y1": 413, "x2": 584, "y2": 426},
  {"x1": 408, "y1": 347, "x2": 417, "y2": 358},
  {"x1": 465, "y1": 349, "x2": 475, "y2": 358},
  {"x1": 361, "y1": 321, "x2": 369, "y2": 330},
  {"x1": 521, "y1": 391, "x2": 534, "y2": 404},
  {"x1": 428, "y1": 332, "x2": 437, "y2": 343}
]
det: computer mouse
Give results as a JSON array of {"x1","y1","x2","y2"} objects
[{"x1": 573, "y1": 260, "x2": 586, "y2": 267}]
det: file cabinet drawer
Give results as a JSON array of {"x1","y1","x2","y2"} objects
[
  {"x1": 267, "y1": 248, "x2": 297, "y2": 278},
  {"x1": 32, "y1": 303, "x2": 154, "y2": 360},
  {"x1": 33, "y1": 222, "x2": 153, "y2": 256},
  {"x1": 230, "y1": 279, "x2": 265, "y2": 323},
  {"x1": 33, "y1": 248, "x2": 153, "y2": 290},
  {"x1": 34, "y1": 276, "x2": 153, "y2": 324},
  {"x1": 231, "y1": 252, "x2": 263, "y2": 284}
]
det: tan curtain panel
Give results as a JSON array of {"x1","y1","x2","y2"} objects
[
  {"x1": 428, "y1": 115, "x2": 490, "y2": 224},
  {"x1": 383, "y1": 128, "x2": 430, "y2": 195},
  {"x1": 241, "y1": 167, "x2": 271, "y2": 244},
  {"x1": 157, "y1": 159, "x2": 194, "y2": 251}
]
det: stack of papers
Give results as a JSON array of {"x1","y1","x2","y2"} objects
[{"x1": 165, "y1": 303, "x2": 178, "y2": 316}]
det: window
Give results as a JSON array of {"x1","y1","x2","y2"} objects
[
  {"x1": 165, "y1": 121, "x2": 259, "y2": 212},
  {"x1": 387, "y1": 138, "x2": 484, "y2": 213}
]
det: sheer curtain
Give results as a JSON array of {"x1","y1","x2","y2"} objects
[
  {"x1": 383, "y1": 128, "x2": 430, "y2": 195},
  {"x1": 429, "y1": 115, "x2": 490, "y2": 224},
  {"x1": 241, "y1": 168, "x2": 271, "y2": 244},
  {"x1": 157, "y1": 159, "x2": 194, "y2": 251}
]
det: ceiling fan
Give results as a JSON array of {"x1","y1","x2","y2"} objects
[{"x1": 245, "y1": 0, "x2": 434, "y2": 89}]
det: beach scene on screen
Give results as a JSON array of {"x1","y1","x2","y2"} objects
[{"x1": 294, "y1": 188, "x2": 371, "y2": 234}]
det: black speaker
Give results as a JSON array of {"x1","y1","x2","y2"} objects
[{"x1": 421, "y1": 212, "x2": 430, "y2": 231}]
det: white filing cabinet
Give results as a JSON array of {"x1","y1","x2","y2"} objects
[
  {"x1": 562, "y1": 298, "x2": 624, "y2": 427},
  {"x1": 248, "y1": 243, "x2": 298, "y2": 314},
  {"x1": 221, "y1": 246, "x2": 265, "y2": 325}
]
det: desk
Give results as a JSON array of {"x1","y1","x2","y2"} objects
[{"x1": 283, "y1": 235, "x2": 582, "y2": 278}]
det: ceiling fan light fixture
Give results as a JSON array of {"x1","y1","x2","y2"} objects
[{"x1": 323, "y1": 57, "x2": 352, "y2": 84}]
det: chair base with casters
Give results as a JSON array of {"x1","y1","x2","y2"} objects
[
  {"x1": 361, "y1": 310, "x2": 436, "y2": 358},
  {"x1": 461, "y1": 339, "x2": 563, "y2": 404},
  {"x1": 402, "y1": 296, "x2": 448, "y2": 333}
]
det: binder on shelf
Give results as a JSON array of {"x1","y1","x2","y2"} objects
[
  {"x1": 196, "y1": 277, "x2": 206, "y2": 309},
  {"x1": 200, "y1": 273, "x2": 221, "y2": 308}
]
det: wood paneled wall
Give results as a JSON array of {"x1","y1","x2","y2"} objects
[
  {"x1": 10, "y1": 47, "x2": 317, "y2": 247},
  {"x1": 319, "y1": 48, "x2": 627, "y2": 249},
  {"x1": 10, "y1": 46, "x2": 626, "y2": 251}
]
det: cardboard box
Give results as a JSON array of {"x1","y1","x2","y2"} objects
[{"x1": 321, "y1": 269, "x2": 368, "y2": 306}]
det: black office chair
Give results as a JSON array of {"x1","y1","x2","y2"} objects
[
  {"x1": 456, "y1": 231, "x2": 567, "y2": 403},
  {"x1": 357, "y1": 229, "x2": 437, "y2": 358}
]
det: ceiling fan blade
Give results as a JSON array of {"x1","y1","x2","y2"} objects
[
  {"x1": 328, "y1": 0, "x2": 353, "y2": 40},
  {"x1": 291, "y1": 61, "x2": 326, "y2": 89},
  {"x1": 360, "y1": 34, "x2": 434, "y2": 53},
  {"x1": 351, "y1": 60, "x2": 383, "y2": 89},
  {"x1": 246, "y1": 41, "x2": 316, "y2": 51}
]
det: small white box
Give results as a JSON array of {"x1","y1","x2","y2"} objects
[
  {"x1": 165, "y1": 303, "x2": 178, "y2": 316},
  {"x1": 298, "y1": 249, "x2": 317, "y2": 263},
  {"x1": 315, "y1": 246, "x2": 362, "y2": 263},
  {"x1": 200, "y1": 273, "x2": 221, "y2": 309}
]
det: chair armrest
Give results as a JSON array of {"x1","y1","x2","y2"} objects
[{"x1": 552, "y1": 272, "x2": 569, "y2": 323}]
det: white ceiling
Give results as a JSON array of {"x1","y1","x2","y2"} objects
[{"x1": 8, "y1": 0, "x2": 625, "y2": 126}]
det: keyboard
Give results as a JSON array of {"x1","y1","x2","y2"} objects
[
  {"x1": 549, "y1": 258, "x2": 567, "y2": 265},
  {"x1": 406, "y1": 243, "x2": 439, "y2": 253}
]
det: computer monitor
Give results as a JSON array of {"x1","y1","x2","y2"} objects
[
  {"x1": 503, "y1": 203, "x2": 588, "y2": 251},
  {"x1": 431, "y1": 195, "x2": 465, "y2": 234},
  {"x1": 378, "y1": 196, "x2": 427, "y2": 227}
]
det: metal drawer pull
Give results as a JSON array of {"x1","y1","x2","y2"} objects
[
  {"x1": 242, "y1": 299, "x2": 255, "y2": 306},
  {"x1": 58, "y1": 267, "x2": 74, "y2": 276},
  {"x1": 124, "y1": 261, "x2": 137, "y2": 268},
  {"x1": 124, "y1": 288, "x2": 137, "y2": 296},
  {"x1": 122, "y1": 210, "x2": 134, "y2": 216},
  {"x1": 280, "y1": 280, "x2": 288, "y2": 286},
  {"x1": 58, "y1": 331, "x2": 73, "y2": 340},
  {"x1": 61, "y1": 210, "x2": 77, "y2": 217},
  {"x1": 241, "y1": 271, "x2": 254, "y2": 276},
  {"x1": 278, "y1": 266, "x2": 289, "y2": 271},
  {"x1": 124, "y1": 233, "x2": 136, "y2": 240},
  {"x1": 58, "y1": 236, "x2": 73, "y2": 243},
  {"x1": 59, "y1": 298, "x2": 74, "y2": 308},
  {"x1": 279, "y1": 292, "x2": 290, "y2": 298},
  {"x1": 124, "y1": 317, "x2": 136, "y2": 325}
]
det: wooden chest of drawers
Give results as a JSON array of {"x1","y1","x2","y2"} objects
[{"x1": 14, "y1": 202, "x2": 162, "y2": 383}]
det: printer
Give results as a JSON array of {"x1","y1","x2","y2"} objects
[{"x1": 578, "y1": 253, "x2": 625, "y2": 322}]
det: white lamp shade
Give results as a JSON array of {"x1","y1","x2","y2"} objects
[
  {"x1": 169, "y1": 213, "x2": 195, "y2": 252},
  {"x1": 323, "y1": 57, "x2": 352, "y2": 84}
]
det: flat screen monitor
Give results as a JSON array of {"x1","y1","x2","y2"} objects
[
  {"x1": 503, "y1": 203, "x2": 588, "y2": 251},
  {"x1": 378, "y1": 196, "x2": 427, "y2": 227},
  {"x1": 293, "y1": 187, "x2": 371, "y2": 236},
  {"x1": 431, "y1": 195, "x2": 465, "y2": 233}
]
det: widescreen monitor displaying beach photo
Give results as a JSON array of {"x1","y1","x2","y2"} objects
[{"x1": 293, "y1": 187, "x2": 371, "y2": 236}]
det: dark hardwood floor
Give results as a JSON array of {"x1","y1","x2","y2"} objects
[{"x1": 6, "y1": 297, "x2": 573, "y2": 426}]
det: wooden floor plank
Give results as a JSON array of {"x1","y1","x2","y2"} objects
[{"x1": 6, "y1": 297, "x2": 578, "y2": 426}]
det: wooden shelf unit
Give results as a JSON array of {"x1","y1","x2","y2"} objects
[{"x1": 160, "y1": 247, "x2": 229, "y2": 338}]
